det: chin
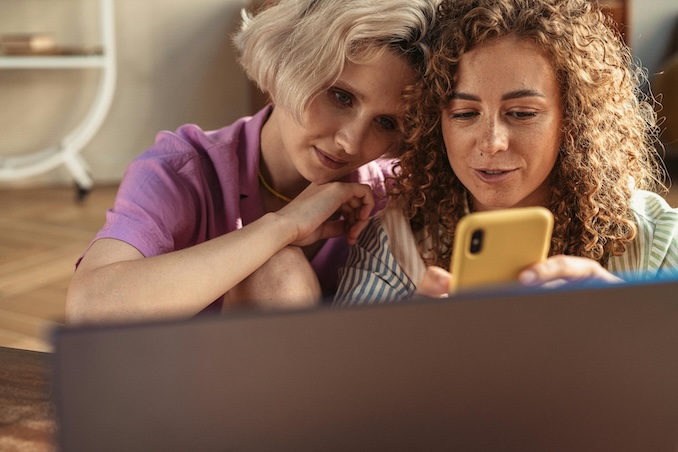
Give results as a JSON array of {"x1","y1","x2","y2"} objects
[
  {"x1": 323, "y1": 169, "x2": 353, "y2": 184},
  {"x1": 306, "y1": 173, "x2": 333, "y2": 185},
  {"x1": 475, "y1": 198, "x2": 519, "y2": 211}
]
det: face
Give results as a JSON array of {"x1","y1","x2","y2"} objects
[
  {"x1": 441, "y1": 36, "x2": 563, "y2": 212},
  {"x1": 270, "y1": 50, "x2": 416, "y2": 185}
]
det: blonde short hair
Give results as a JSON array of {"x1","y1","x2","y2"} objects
[{"x1": 233, "y1": 0, "x2": 437, "y2": 122}]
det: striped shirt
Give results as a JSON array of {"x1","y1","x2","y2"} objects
[{"x1": 334, "y1": 190, "x2": 678, "y2": 305}]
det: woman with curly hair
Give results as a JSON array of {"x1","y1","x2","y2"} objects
[{"x1": 335, "y1": 0, "x2": 678, "y2": 304}]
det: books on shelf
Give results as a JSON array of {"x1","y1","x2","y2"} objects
[
  {"x1": 1, "y1": 33, "x2": 56, "y2": 55},
  {"x1": 0, "y1": 33, "x2": 103, "y2": 56}
]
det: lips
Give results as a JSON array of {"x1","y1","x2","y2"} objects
[
  {"x1": 315, "y1": 147, "x2": 348, "y2": 170},
  {"x1": 477, "y1": 167, "x2": 516, "y2": 174},
  {"x1": 474, "y1": 168, "x2": 516, "y2": 182}
]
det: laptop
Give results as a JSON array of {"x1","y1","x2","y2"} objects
[{"x1": 52, "y1": 277, "x2": 678, "y2": 451}]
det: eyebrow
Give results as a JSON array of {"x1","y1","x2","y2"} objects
[
  {"x1": 451, "y1": 89, "x2": 546, "y2": 101},
  {"x1": 333, "y1": 80, "x2": 365, "y2": 102}
]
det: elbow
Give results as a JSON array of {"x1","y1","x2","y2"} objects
[
  {"x1": 65, "y1": 276, "x2": 95, "y2": 326},
  {"x1": 65, "y1": 286, "x2": 85, "y2": 326}
]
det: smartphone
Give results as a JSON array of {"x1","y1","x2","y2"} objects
[{"x1": 449, "y1": 206, "x2": 554, "y2": 294}]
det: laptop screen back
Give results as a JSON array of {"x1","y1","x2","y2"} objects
[{"x1": 52, "y1": 278, "x2": 678, "y2": 451}]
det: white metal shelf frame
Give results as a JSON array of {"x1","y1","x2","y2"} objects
[{"x1": 0, "y1": 0, "x2": 116, "y2": 196}]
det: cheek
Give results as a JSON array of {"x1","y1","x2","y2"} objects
[
  {"x1": 301, "y1": 101, "x2": 335, "y2": 136},
  {"x1": 442, "y1": 124, "x2": 466, "y2": 167},
  {"x1": 537, "y1": 130, "x2": 561, "y2": 172},
  {"x1": 363, "y1": 133, "x2": 400, "y2": 160},
  {"x1": 526, "y1": 143, "x2": 559, "y2": 184}
]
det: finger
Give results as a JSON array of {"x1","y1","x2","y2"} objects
[
  {"x1": 416, "y1": 266, "x2": 451, "y2": 298},
  {"x1": 316, "y1": 218, "x2": 369, "y2": 245},
  {"x1": 337, "y1": 192, "x2": 373, "y2": 227},
  {"x1": 519, "y1": 255, "x2": 622, "y2": 286},
  {"x1": 339, "y1": 204, "x2": 356, "y2": 227},
  {"x1": 318, "y1": 220, "x2": 347, "y2": 241},
  {"x1": 344, "y1": 194, "x2": 364, "y2": 210},
  {"x1": 346, "y1": 184, "x2": 374, "y2": 220},
  {"x1": 345, "y1": 218, "x2": 370, "y2": 246}
]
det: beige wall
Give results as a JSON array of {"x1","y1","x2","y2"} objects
[
  {"x1": 3, "y1": 0, "x2": 678, "y2": 189},
  {"x1": 0, "y1": 0, "x2": 253, "y2": 188}
]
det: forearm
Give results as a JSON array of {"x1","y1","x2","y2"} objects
[{"x1": 66, "y1": 212, "x2": 297, "y2": 324}]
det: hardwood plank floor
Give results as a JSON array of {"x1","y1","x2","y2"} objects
[
  {"x1": 0, "y1": 185, "x2": 117, "y2": 352},
  {"x1": 1, "y1": 159, "x2": 678, "y2": 353}
]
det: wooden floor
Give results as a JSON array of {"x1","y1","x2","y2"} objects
[
  {"x1": 2, "y1": 160, "x2": 678, "y2": 353},
  {"x1": 0, "y1": 184, "x2": 117, "y2": 352}
]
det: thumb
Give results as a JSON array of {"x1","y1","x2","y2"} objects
[{"x1": 417, "y1": 266, "x2": 451, "y2": 298}]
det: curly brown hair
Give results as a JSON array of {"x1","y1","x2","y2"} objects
[{"x1": 391, "y1": 0, "x2": 667, "y2": 268}]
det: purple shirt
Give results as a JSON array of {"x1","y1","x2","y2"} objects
[{"x1": 85, "y1": 106, "x2": 393, "y2": 307}]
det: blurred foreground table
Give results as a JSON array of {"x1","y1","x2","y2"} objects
[{"x1": 0, "y1": 346, "x2": 56, "y2": 451}]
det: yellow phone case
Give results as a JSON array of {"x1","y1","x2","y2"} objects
[{"x1": 449, "y1": 206, "x2": 554, "y2": 294}]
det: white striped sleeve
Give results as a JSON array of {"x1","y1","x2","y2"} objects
[
  {"x1": 608, "y1": 190, "x2": 678, "y2": 280},
  {"x1": 334, "y1": 216, "x2": 416, "y2": 306}
]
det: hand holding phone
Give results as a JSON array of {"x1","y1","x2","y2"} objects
[{"x1": 449, "y1": 207, "x2": 554, "y2": 294}]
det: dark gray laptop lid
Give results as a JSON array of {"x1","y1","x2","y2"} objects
[{"x1": 52, "y1": 278, "x2": 678, "y2": 452}]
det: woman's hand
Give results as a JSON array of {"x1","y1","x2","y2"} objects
[
  {"x1": 416, "y1": 265, "x2": 452, "y2": 298},
  {"x1": 415, "y1": 255, "x2": 622, "y2": 300},
  {"x1": 277, "y1": 181, "x2": 375, "y2": 247},
  {"x1": 519, "y1": 255, "x2": 623, "y2": 288}
]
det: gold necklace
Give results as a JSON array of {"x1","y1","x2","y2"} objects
[{"x1": 258, "y1": 168, "x2": 292, "y2": 203}]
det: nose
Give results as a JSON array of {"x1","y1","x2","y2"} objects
[
  {"x1": 479, "y1": 116, "x2": 508, "y2": 155},
  {"x1": 335, "y1": 118, "x2": 369, "y2": 156}
]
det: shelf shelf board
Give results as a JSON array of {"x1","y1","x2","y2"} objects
[{"x1": 0, "y1": 54, "x2": 107, "y2": 69}]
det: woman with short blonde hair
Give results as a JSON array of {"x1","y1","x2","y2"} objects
[{"x1": 67, "y1": 0, "x2": 438, "y2": 323}]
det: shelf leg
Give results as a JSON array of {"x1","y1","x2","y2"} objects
[{"x1": 63, "y1": 154, "x2": 93, "y2": 202}]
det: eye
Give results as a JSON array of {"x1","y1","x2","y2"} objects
[
  {"x1": 508, "y1": 110, "x2": 538, "y2": 119},
  {"x1": 329, "y1": 89, "x2": 353, "y2": 107},
  {"x1": 450, "y1": 111, "x2": 478, "y2": 120},
  {"x1": 375, "y1": 116, "x2": 397, "y2": 131}
]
